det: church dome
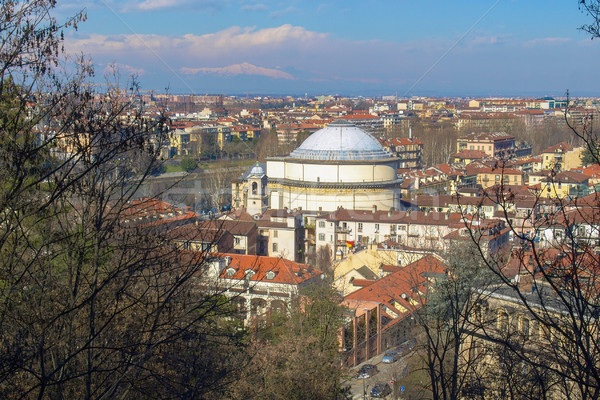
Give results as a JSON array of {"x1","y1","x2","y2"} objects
[
  {"x1": 249, "y1": 162, "x2": 265, "y2": 176},
  {"x1": 288, "y1": 120, "x2": 392, "y2": 161}
]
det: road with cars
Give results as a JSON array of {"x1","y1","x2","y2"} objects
[{"x1": 348, "y1": 351, "x2": 408, "y2": 399}]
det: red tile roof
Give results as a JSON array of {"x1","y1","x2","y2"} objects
[
  {"x1": 542, "y1": 141, "x2": 574, "y2": 154},
  {"x1": 218, "y1": 253, "x2": 321, "y2": 285},
  {"x1": 344, "y1": 255, "x2": 447, "y2": 324}
]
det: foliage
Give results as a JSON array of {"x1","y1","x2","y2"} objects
[
  {"x1": 180, "y1": 157, "x2": 198, "y2": 172},
  {"x1": 231, "y1": 285, "x2": 349, "y2": 400},
  {"x1": 412, "y1": 244, "x2": 497, "y2": 400},
  {"x1": 580, "y1": 139, "x2": 599, "y2": 166},
  {"x1": 0, "y1": 2, "x2": 247, "y2": 398}
]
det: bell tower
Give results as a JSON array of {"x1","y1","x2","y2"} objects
[{"x1": 247, "y1": 162, "x2": 268, "y2": 215}]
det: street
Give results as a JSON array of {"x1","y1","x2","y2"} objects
[{"x1": 348, "y1": 352, "x2": 408, "y2": 399}]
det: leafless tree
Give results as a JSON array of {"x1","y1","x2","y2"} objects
[
  {"x1": 409, "y1": 245, "x2": 498, "y2": 400},
  {"x1": 0, "y1": 2, "x2": 248, "y2": 398}
]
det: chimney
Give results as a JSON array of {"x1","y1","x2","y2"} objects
[
  {"x1": 518, "y1": 273, "x2": 534, "y2": 293},
  {"x1": 372, "y1": 205, "x2": 377, "y2": 214}
]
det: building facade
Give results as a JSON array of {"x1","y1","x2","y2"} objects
[{"x1": 266, "y1": 120, "x2": 403, "y2": 213}]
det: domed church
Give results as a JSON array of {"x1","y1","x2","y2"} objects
[{"x1": 265, "y1": 120, "x2": 402, "y2": 213}]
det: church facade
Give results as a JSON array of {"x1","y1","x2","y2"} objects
[{"x1": 233, "y1": 120, "x2": 403, "y2": 215}]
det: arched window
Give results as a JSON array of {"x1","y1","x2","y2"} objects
[{"x1": 251, "y1": 181, "x2": 258, "y2": 195}]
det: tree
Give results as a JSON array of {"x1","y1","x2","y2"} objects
[
  {"x1": 410, "y1": 245, "x2": 497, "y2": 400},
  {"x1": 231, "y1": 285, "x2": 349, "y2": 400},
  {"x1": 580, "y1": 141, "x2": 599, "y2": 166},
  {"x1": 459, "y1": 113, "x2": 600, "y2": 398},
  {"x1": 0, "y1": 2, "x2": 247, "y2": 398},
  {"x1": 180, "y1": 156, "x2": 198, "y2": 172},
  {"x1": 580, "y1": 0, "x2": 600, "y2": 38}
]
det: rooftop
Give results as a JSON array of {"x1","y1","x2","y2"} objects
[{"x1": 288, "y1": 120, "x2": 393, "y2": 161}]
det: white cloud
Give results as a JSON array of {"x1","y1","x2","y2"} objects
[
  {"x1": 524, "y1": 37, "x2": 571, "y2": 47},
  {"x1": 103, "y1": 63, "x2": 147, "y2": 76},
  {"x1": 241, "y1": 3, "x2": 268, "y2": 12},
  {"x1": 270, "y1": 6, "x2": 298, "y2": 19},
  {"x1": 468, "y1": 35, "x2": 508, "y2": 46},
  {"x1": 122, "y1": 0, "x2": 225, "y2": 12},
  {"x1": 65, "y1": 25, "x2": 330, "y2": 66},
  {"x1": 181, "y1": 62, "x2": 295, "y2": 79}
]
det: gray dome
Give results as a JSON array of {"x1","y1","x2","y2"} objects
[
  {"x1": 289, "y1": 120, "x2": 392, "y2": 161},
  {"x1": 249, "y1": 162, "x2": 265, "y2": 176}
]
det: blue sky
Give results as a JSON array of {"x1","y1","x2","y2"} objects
[{"x1": 58, "y1": 0, "x2": 600, "y2": 97}]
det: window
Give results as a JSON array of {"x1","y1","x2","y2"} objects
[
  {"x1": 469, "y1": 340, "x2": 480, "y2": 360},
  {"x1": 521, "y1": 317, "x2": 530, "y2": 339},
  {"x1": 495, "y1": 175, "x2": 500, "y2": 181},
  {"x1": 225, "y1": 267, "x2": 236, "y2": 277},
  {"x1": 201, "y1": 243, "x2": 212, "y2": 252},
  {"x1": 272, "y1": 243, "x2": 278, "y2": 252},
  {"x1": 318, "y1": 221, "x2": 325, "y2": 228},
  {"x1": 265, "y1": 270, "x2": 276, "y2": 280},
  {"x1": 498, "y1": 310, "x2": 509, "y2": 331},
  {"x1": 245, "y1": 269, "x2": 255, "y2": 279},
  {"x1": 358, "y1": 223, "x2": 363, "y2": 232},
  {"x1": 318, "y1": 233, "x2": 325, "y2": 241},
  {"x1": 273, "y1": 230, "x2": 278, "y2": 238},
  {"x1": 251, "y1": 181, "x2": 258, "y2": 195},
  {"x1": 474, "y1": 305, "x2": 483, "y2": 323},
  {"x1": 375, "y1": 223, "x2": 380, "y2": 231},
  {"x1": 234, "y1": 237, "x2": 241, "y2": 245}
]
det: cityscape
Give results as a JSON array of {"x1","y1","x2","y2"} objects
[{"x1": 2, "y1": 1, "x2": 600, "y2": 400}]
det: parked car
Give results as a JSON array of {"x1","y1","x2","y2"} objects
[
  {"x1": 370, "y1": 382, "x2": 392, "y2": 398},
  {"x1": 398, "y1": 338, "x2": 416, "y2": 356},
  {"x1": 357, "y1": 363, "x2": 379, "y2": 379},
  {"x1": 381, "y1": 349, "x2": 401, "y2": 364}
]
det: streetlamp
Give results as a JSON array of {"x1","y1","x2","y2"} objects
[{"x1": 362, "y1": 375, "x2": 368, "y2": 400}]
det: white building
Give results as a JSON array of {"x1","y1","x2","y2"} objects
[
  {"x1": 265, "y1": 120, "x2": 402, "y2": 213},
  {"x1": 207, "y1": 253, "x2": 323, "y2": 326}
]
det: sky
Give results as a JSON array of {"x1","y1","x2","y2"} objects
[{"x1": 56, "y1": 0, "x2": 600, "y2": 97}]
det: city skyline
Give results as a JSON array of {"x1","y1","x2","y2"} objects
[{"x1": 60, "y1": 0, "x2": 600, "y2": 96}]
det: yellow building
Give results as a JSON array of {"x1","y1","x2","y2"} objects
[
  {"x1": 472, "y1": 166, "x2": 524, "y2": 189},
  {"x1": 541, "y1": 142, "x2": 584, "y2": 171},
  {"x1": 532, "y1": 170, "x2": 590, "y2": 199},
  {"x1": 456, "y1": 132, "x2": 516, "y2": 158}
]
